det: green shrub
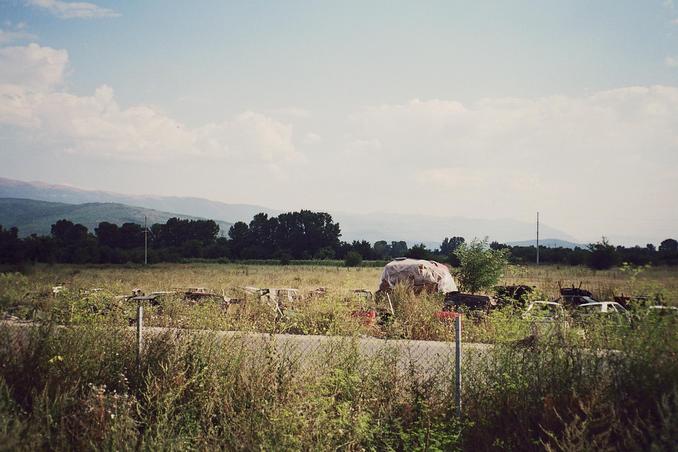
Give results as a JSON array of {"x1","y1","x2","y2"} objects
[
  {"x1": 344, "y1": 251, "x2": 363, "y2": 267},
  {"x1": 454, "y1": 238, "x2": 509, "y2": 293}
]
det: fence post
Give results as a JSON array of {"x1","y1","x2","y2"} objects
[
  {"x1": 455, "y1": 314, "x2": 462, "y2": 418},
  {"x1": 136, "y1": 300, "x2": 143, "y2": 371}
]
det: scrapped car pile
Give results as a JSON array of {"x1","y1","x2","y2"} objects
[
  {"x1": 371, "y1": 259, "x2": 675, "y2": 325},
  {"x1": 47, "y1": 258, "x2": 675, "y2": 329}
]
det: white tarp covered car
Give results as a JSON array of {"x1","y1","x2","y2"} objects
[{"x1": 378, "y1": 258, "x2": 458, "y2": 294}]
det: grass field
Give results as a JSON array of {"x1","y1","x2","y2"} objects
[
  {"x1": 2, "y1": 262, "x2": 677, "y2": 342},
  {"x1": 1, "y1": 263, "x2": 677, "y2": 450},
  {"x1": 5, "y1": 261, "x2": 678, "y2": 302}
]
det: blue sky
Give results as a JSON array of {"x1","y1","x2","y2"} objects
[
  {"x1": 7, "y1": 1, "x2": 677, "y2": 114},
  {"x1": 0, "y1": 0, "x2": 677, "y2": 244}
]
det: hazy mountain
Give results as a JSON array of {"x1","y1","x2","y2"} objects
[
  {"x1": 335, "y1": 212, "x2": 576, "y2": 246},
  {"x1": 506, "y1": 239, "x2": 583, "y2": 249},
  {"x1": 0, "y1": 177, "x2": 577, "y2": 244},
  {"x1": 0, "y1": 177, "x2": 275, "y2": 224},
  {"x1": 0, "y1": 198, "x2": 233, "y2": 237}
]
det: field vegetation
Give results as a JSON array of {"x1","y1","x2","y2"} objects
[
  {"x1": 1, "y1": 263, "x2": 677, "y2": 341},
  {"x1": 1, "y1": 263, "x2": 677, "y2": 450}
]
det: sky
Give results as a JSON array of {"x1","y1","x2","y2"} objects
[{"x1": 0, "y1": 0, "x2": 677, "y2": 245}]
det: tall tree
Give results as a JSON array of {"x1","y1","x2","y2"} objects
[
  {"x1": 373, "y1": 240, "x2": 391, "y2": 259},
  {"x1": 588, "y1": 237, "x2": 618, "y2": 270},
  {"x1": 390, "y1": 241, "x2": 408, "y2": 258},
  {"x1": 95, "y1": 222, "x2": 120, "y2": 248},
  {"x1": 440, "y1": 236, "x2": 465, "y2": 254},
  {"x1": 659, "y1": 238, "x2": 678, "y2": 253}
]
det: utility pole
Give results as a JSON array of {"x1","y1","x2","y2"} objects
[
  {"x1": 144, "y1": 215, "x2": 148, "y2": 265},
  {"x1": 536, "y1": 211, "x2": 540, "y2": 266}
]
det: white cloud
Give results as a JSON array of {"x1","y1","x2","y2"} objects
[
  {"x1": 267, "y1": 107, "x2": 311, "y2": 118},
  {"x1": 26, "y1": 0, "x2": 120, "y2": 19},
  {"x1": 0, "y1": 44, "x2": 302, "y2": 165},
  {"x1": 346, "y1": 88, "x2": 678, "y2": 237},
  {"x1": 303, "y1": 132, "x2": 321, "y2": 144},
  {"x1": 345, "y1": 138, "x2": 382, "y2": 154},
  {"x1": 416, "y1": 167, "x2": 533, "y2": 191},
  {"x1": 0, "y1": 23, "x2": 37, "y2": 45},
  {"x1": 349, "y1": 89, "x2": 678, "y2": 167},
  {"x1": 666, "y1": 56, "x2": 678, "y2": 67},
  {"x1": 0, "y1": 43, "x2": 68, "y2": 90},
  {"x1": 195, "y1": 112, "x2": 300, "y2": 163}
]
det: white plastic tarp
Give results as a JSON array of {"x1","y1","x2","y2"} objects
[{"x1": 379, "y1": 258, "x2": 458, "y2": 293}]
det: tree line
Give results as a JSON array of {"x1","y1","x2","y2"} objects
[{"x1": 0, "y1": 210, "x2": 677, "y2": 269}]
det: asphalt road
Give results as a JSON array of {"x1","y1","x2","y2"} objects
[
  {"x1": 141, "y1": 326, "x2": 493, "y2": 374},
  {"x1": 2, "y1": 320, "x2": 492, "y2": 374}
]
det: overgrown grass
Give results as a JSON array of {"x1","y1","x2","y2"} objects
[
  {"x1": 0, "y1": 263, "x2": 677, "y2": 449},
  {"x1": 0, "y1": 323, "x2": 463, "y2": 450},
  {"x1": 1, "y1": 314, "x2": 676, "y2": 450},
  {"x1": 2, "y1": 264, "x2": 677, "y2": 345}
]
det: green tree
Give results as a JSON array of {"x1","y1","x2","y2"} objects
[
  {"x1": 344, "y1": 251, "x2": 363, "y2": 267},
  {"x1": 228, "y1": 221, "x2": 250, "y2": 259},
  {"x1": 588, "y1": 237, "x2": 618, "y2": 270},
  {"x1": 406, "y1": 243, "x2": 432, "y2": 260},
  {"x1": 440, "y1": 236, "x2": 465, "y2": 266},
  {"x1": 454, "y1": 238, "x2": 509, "y2": 293},
  {"x1": 351, "y1": 240, "x2": 373, "y2": 260},
  {"x1": 440, "y1": 236, "x2": 465, "y2": 254},
  {"x1": 94, "y1": 222, "x2": 120, "y2": 248},
  {"x1": 0, "y1": 226, "x2": 24, "y2": 264},
  {"x1": 659, "y1": 238, "x2": 678, "y2": 253},
  {"x1": 390, "y1": 241, "x2": 408, "y2": 257},
  {"x1": 373, "y1": 240, "x2": 391, "y2": 259}
]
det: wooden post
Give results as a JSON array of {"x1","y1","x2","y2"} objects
[
  {"x1": 136, "y1": 300, "x2": 143, "y2": 371},
  {"x1": 536, "y1": 211, "x2": 540, "y2": 266},
  {"x1": 455, "y1": 314, "x2": 462, "y2": 418},
  {"x1": 144, "y1": 216, "x2": 148, "y2": 266}
]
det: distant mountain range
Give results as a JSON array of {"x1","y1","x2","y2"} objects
[
  {"x1": 0, "y1": 176, "x2": 577, "y2": 244},
  {"x1": 506, "y1": 239, "x2": 584, "y2": 249},
  {"x1": 0, "y1": 198, "x2": 233, "y2": 237},
  {"x1": 0, "y1": 177, "x2": 273, "y2": 223},
  {"x1": 332, "y1": 212, "x2": 576, "y2": 247}
]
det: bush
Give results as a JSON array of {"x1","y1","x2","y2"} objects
[
  {"x1": 344, "y1": 251, "x2": 363, "y2": 267},
  {"x1": 588, "y1": 237, "x2": 618, "y2": 270},
  {"x1": 454, "y1": 238, "x2": 509, "y2": 293}
]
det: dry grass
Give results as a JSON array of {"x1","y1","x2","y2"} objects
[
  {"x1": 13, "y1": 262, "x2": 678, "y2": 305},
  {"x1": 18, "y1": 263, "x2": 381, "y2": 296},
  {"x1": 1, "y1": 263, "x2": 677, "y2": 450}
]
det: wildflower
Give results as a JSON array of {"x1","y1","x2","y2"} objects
[{"x1": 48, "y1": 355, "x2": 63, "y2": 364}]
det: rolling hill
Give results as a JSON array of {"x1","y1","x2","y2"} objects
[
  {"x1": 0, "y1": 176, "x2": 577, "y2": 244},
  {"x1": 0, "y1": 177, "x2": 274, "y2": 224},
  {"x1": 0, "y1": 198, "x2": 233, "y2": 237}
]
